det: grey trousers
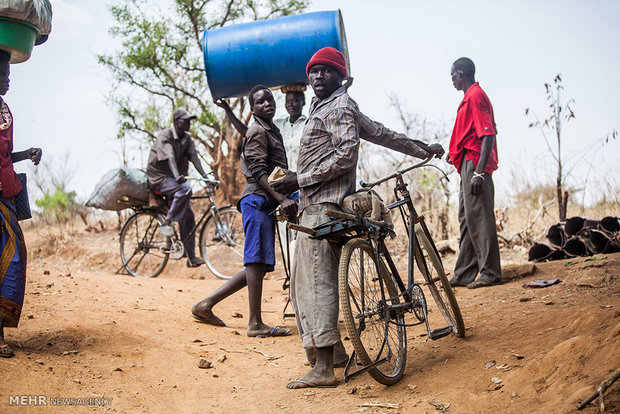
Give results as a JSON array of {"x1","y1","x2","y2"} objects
[
  {"x1": 291, "y1": 203, "x2": 343, "y2": 349},
  {"x1": 451, "y1": 160, "x2": 502, "y2": 285},
  {"x1": 153, "y1": 177, "x2": 197, "y2": 259}
]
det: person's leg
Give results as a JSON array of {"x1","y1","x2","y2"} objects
[
  {"x1": 288, "y1": 204, "x2": 341, "y2": 389},
  {"x1": 0, "y1": 318, "x2": 14, "y2": 357},
  {"x1": 465, "y1": 167, "x2": 502, "y2": 288},
  {"x1": 305, "y1": 339, "x2": 348, "y2": 367},
  {"x1": 451, "y1": 171, "x2": 480, "y2": 286},
  {"x1": 288, "y1": 346, "x2": 336, "y2": 389},
  {"x1": 156, "y1": 177, "x2": 192, "y2": 224},
  {"x1": 246, "y1": 263, "x2": 286, "y2": 336},
  {"x1": 0, "y1": 204, "x2": 25, "y2": 358},
  {"x1": 156, "y1": 178, "x2": 202, "y2": 263},
  {"x1": 179, "y1": 206, "x2": 201, "y2": 263},
  {"x1": 191, "y1": 269, "x2": 248, "y2": 326}
]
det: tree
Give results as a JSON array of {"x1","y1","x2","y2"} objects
[
  {"x1": 525, "y1": 74, "x2": 575, "y2": 221},
  {"x1": 356, "y1": 93, "x2": 453, "y2": 240},
  {"x1": 98, "y1": 0, "x2": 308, "y2": 203}
]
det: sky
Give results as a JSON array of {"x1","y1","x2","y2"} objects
[{"x1": 6, "y1": 0, "x2": 620, "y2": 206}]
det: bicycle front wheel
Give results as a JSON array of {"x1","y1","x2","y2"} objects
[
  {"x1": 339, "y1": 238, "x2": 407, "y2": 385},
  {"x1": 119, "y1": 211, "x2": 170, "y2": 278},
  {"x1": 199, "y1": 207, "x2": 245, "y2": 279},
  {"x1": 414, "y1": 225, "x2": 465, "y2": 337}
]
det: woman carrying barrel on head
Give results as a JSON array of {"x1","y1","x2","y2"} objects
[{"x1": 191, "y1": 85, "x2": 296, "y2": 337}]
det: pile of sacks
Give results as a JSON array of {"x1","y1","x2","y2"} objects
[
  {"x1": 86, "y1": 168, "x2": 149, "y2": 211},
  {"x1": 528, "y1": 216, "x2": 620, "y2": 262}
]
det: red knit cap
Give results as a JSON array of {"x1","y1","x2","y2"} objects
[{"x1": 306, "y1": 47, "x2": 347, "y2": 78}]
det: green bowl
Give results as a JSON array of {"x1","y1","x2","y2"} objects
[{"x1": 0, "y1": 16, "x2": 41, "y2": 64}]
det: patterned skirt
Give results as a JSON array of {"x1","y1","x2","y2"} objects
[{"x1": 0, "y1": 198, "x2": 27, "y2": 327}]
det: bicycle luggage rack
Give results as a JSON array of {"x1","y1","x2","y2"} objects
[{"x1": 288, "y1": 210, "x2": 393, "y2": 243}]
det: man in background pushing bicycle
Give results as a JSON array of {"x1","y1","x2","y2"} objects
[
  {"x1": 273, "y1": 47, "x2": 445, "y2": 389},
  {"x1": 146, "y1": 108, "x2": 209, "y2": 268}
]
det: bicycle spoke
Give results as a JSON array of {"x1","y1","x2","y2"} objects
[
  {"x1": 200, "y1": 208, "x2": 245, "y2": 279},
  {"x1": 339, "y1": 238, "x2": 407, "y2": 385},
  {"x1": 120, "y1": 211, "x2": 169, "y2": 278}
]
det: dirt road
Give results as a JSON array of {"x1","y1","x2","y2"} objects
[{"x1": 1, "y1": 229, "x2": 618, "y2": 413}]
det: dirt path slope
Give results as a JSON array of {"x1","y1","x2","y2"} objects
[{"x1": 1, "y1": 230, "x2": 618, "y2": 413}]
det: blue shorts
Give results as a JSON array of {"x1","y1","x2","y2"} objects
[{"x1": 240, "y1": 194, "x2": 277, "y2": 272}]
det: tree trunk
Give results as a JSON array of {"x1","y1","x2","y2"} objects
[{"x1": 210, "y1": 118, "x2": 244, "y2": 206}]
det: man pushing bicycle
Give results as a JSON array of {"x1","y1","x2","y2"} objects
[
  {"x1": 146, "y1": 108, "x2": 209, "y2": 268},
  {"x1": 273, "y1": 47, "x2": 445, "y2": 389}
]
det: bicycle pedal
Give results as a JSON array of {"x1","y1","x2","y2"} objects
[{"x1": 428, "y1": 326, "x2": 453, "y2": 340}]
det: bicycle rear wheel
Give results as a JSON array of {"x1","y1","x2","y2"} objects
[
  {"x1": 339, "y1": 238, "x2": 407, "y2": 385},
  {"x1": 414, "y1": 225, "x2": 465, "y2": 337},
  {"x1": 119, "y1": 211, "x2": 170, "y2": 278},
  {"x1": 199, "y1": 207, "x2": 245, "y2": 279}
]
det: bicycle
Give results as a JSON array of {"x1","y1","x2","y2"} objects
[
  {"x1": 290, "y1": 156, "x2": 465, "y2": 386},
  {"x1": 117, "y1": 176, "x2": 244, "y2": 279}
]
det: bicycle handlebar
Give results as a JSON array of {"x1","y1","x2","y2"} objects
[
  {"x1": 185, "y1": 176, "x2": 221, "y2": 188},
  {"x1": 360, "y1": 155, "x2": 436, "y2": 189}
]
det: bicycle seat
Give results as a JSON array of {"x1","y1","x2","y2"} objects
[{"x1": 149, "y1": 189, "x2": 167, "y2": 208}]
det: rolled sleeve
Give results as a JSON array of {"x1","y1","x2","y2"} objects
[
  {"x1": 471, "y1": 95, "x2": 497, "y2": 138},
  {"x1": 155, "y1": 133, "x2": 174, "y2": 162},
  {"x1": 243, "y1": 129, "x2": 270, "y2": 180},
  {"x1": 359, "y1": 112, "x2": 429, "y2": 159}
]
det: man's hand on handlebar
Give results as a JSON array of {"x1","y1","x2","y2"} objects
[
  {"x1": 427, "y1": 143, "x2": 445, "y2": 159},
  {"x1": 279, "y1": 198, "x2": 298, "y2": 218},
  {"x1": 175, "y1": 175, "x2": 187, "y2": 184}
]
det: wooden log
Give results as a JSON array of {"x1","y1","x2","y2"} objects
[{"x1": 577, "y1": 367, "x2": 620, "y2": 411}]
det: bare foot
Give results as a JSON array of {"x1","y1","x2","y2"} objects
[
  {"x1": 0, "y1": 340, "x2": 14, "y2": 358},
  {"x1": 191, "y1": 303, "x2": 225, "y2": 326},
  {"x1": 286, "y1": 366, "x2": 338, "y2": 389},
  {"x1": 247, "y1": 323, "x2": 290, "y2": 338},
  {"x1": 467, "y1": 279, "x2": 501, "y2": 289}
]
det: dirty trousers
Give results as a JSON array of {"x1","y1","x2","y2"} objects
[
  {"x1": 291, "y1": 203, "x2": 342, "y2": 349},
  {"x1": 452, "y1": 160, "x2": 502, "y2": 285},
  {"x1": 153, "y1": 177, "x2": 197, "y2": 259}
]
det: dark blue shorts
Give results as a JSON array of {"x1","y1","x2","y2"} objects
[{"x1": 240, "y1": 194, "x2": 277, "y2": 272}]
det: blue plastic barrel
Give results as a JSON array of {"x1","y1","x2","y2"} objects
[{"x1": 202, "y1": 10, "x2": 349, "y2": 100}]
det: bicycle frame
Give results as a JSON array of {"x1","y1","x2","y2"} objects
[
  {"x1": 341, "y1": 156, "x2": 455, "y2": 382},
  {"x1": 163, "y1": 177, "x2": 235, "y2": 251}
]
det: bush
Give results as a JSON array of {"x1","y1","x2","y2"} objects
[{"x1": 35, "y1": 186, "x2": 78, "y2": 224}]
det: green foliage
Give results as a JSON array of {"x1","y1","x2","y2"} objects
[
  {"x1": 35, "y1": 186, "x2": 78, "y2": 223},
  {"x1": 418, "y1": 170, "x2": 439, "y2": 192},
  {"x1": 99, "y1": 0, "x2": 308, "y2": 200},
  {"x1": 98, "y1": 0, "x2": 308, "y2": 154}
]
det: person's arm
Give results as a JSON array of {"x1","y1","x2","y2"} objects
[
  {"x1": 188, "y1": 152, "x2": 207, "y2": 177},
  {"x1": 257, "y1": 174, "x2": 297, "y2": 217},
  {"x1": 358, "y1": 112, "x2": 444, "y2": 159},
  {"x1": 215, "y1": 99, "x2": 248, "y2": 137},
  {"x1": 469, "y1": 91, "x2": 497, "y2": 196},
  {"x1": 186, "y1": 139, "x2": 207, "y2": 177},
  {"x1": 244, "y1": 128, "x2": 297, "y2": 216},
  {"x1": 167, "y1": 158, "x2": 184, "y2": 183},
  {"x1": 470, "y1": 135, "x2": 494, "y2": 196},
  {"x1": 11, "y1": 148, "x2": 42, "y2": 165}
]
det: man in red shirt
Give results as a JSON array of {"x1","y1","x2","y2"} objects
[{"x1": 447, "y1": 57, "x2": 501, "y2": 289}]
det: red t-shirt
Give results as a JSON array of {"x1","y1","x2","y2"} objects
[
  {"x1": 0, "y1": 101, "x2": 22, "y2": 198},
  {"x1": 448, "y1": 82, "x2": 498, "y2": 175}
]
